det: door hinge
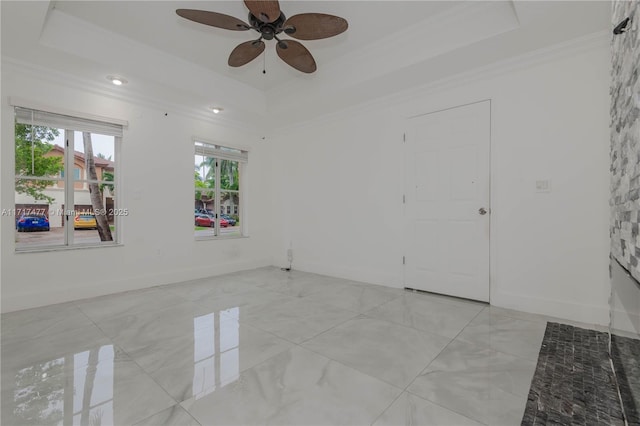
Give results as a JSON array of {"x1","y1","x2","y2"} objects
[
  {"x1": 403, "y1": 133, "x2": 406, "y2": 142},
  {"x1": 403, "y1": 194, "x2": 406, "y2": 204},
  {"x1": 403, "y1": 256, "x2": 405, "y2": 265}
]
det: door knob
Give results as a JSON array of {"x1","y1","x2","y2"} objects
[{"x1": 478, "y1": 207, "x2": 488, "y2": 215}]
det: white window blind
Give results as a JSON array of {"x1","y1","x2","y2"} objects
[
  {"x1": 195, "y1": 141, "x2": 248, "y2": 162},
  {"x1": 15, "y1": 107, "x2": 123, "y2": 137}
]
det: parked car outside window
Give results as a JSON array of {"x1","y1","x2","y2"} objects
[
  {"x1": 195, "y1": 213, "x2": 212, "y2": 227},
  {"x1": 74, "y1": 214, "x2": 98, "y2": 230},
  {"x1": 205, "y1": 214, "x2": 229, "y2": 228},
  {"x1": 220, "y1": 214, "x2": 236, "y2": 226},
  {"x1": 16, "y1": 213, "x2": 50, "y2": 232}
]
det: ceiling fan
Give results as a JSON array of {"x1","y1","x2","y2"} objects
[{"x1": 176, "y1": 1, "x2": 348, "y2": 74}]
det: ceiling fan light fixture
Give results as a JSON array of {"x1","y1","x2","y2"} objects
[
  {"x1": 107, "y1": 75, "x2": 127, "y2": 86},
  {"x1": 211, "y1": 107, "x2": 223, "y2": 114}
]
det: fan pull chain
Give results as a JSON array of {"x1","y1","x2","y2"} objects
[{"x1": 262, "y1": 48, "x2": 266, "y2": 74}]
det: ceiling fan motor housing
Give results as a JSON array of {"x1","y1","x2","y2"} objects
[{"x1": 249, "y1": 12, "x2": 291, "y2": 40}]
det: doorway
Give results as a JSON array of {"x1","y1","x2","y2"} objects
[{"x1": 404, "y1": 100, "x2": 491, "y2": 302}]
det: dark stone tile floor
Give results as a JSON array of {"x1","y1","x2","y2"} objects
[
  {"x1": 522, "y1": 323, "x2": 626, "y2": 426},
  {"x1": 611, "y1": 333, "x2": 640, "y2": 425}
]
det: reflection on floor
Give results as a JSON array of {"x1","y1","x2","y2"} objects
[{"x1": 0, "y1": 267, "x2": 608, "y2": 425}]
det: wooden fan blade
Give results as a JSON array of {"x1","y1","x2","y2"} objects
[
  {"x1": 284, "y1": 13, "x2": 348, "y2": 40},
  {"x1": 244, "y1": 0, "x2": 280, "y2": 23},
  {"x1": 176, "y1": 9, "x2": 250, "y2": 31},
  {"x1": 228, "y1": 40, "x2": 265, "y2": 67},
  {"x1": 276, "y1": 40, "x2": 317, "y2": 73}
]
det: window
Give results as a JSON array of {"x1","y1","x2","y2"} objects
[
  {"x1": 60, "y1": 168, "x2": 82, "y2": 180},
  {"x1": 14, "y1": 107, "x2": 123, "y2": 250},
  {"x1": 194, "y1": 141, "x2": 247, "y2": 238}
]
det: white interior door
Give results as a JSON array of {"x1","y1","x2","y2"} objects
[{"x1": 404, "y1": 100, "x2": 491, "y2": 302}]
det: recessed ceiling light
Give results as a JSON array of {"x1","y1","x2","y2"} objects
[
  {"x1": 107, "y1": 75, "x2": 127, "y2": 86},
  {"x1": 212, "y1": 107, "x2": 223, "y2": 114}
]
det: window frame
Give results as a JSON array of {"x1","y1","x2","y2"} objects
[
  {"x1": 12, "y1": 104, "x2": 125, "y2": 252},
  {"x1": 194, "y1": 138, "x2": 248, "y2": 240}
]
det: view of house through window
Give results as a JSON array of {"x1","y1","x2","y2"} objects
[
  {"x1": 194, "y1": 141, "x2": 246, "y2": 238},
  {"x1": 13, "y1": 107, "x2": 122, "y2": 250}
]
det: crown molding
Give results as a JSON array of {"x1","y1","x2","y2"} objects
[
  {"x1": 272, "y1": 29, "x2": 610, "y2": 134},
  {"x1": 2, "y1": 26, "x2": 609, "y2": 137},
  {"x1": 1, "y1": 57, "x2": 267, "y2": 135}
]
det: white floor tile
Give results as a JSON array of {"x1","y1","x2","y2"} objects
[
  {"x1": 1, "y1": 302, "x2": 93, "y2": 345},
  {"x1": 180, "y1": 346, "x2": 401, "y2": 425},
  {"x1": 373, "y1": 392, "x2": 482, "y2": 426},
  {"x1": 238, "y1": 297, "x2": 358, "y2": 343},
  {"x1": 302, "y1": 316, "x2": 451, "y2": 388},
  {"x1": 365, "y1": 293, "x2": 483, "y2": 338},
  {"x1": 302, "y1": 282, "x2": 400, "y2": 313},
  {"x1": 408, "y1": 339, "x2": 535, "y2": 424},
  {"x1": 456, "y1": 309, "x2": 547, "y2": 361},
  {"x1": 129, "y1": 321, "x2": 294, "y2": 402},
  {"x1": 2, "y1": 344, "x2": 175, "y2": 426},
  {"x1": 1, "y1": 268, "x2": 559, "y2": 426},
  {"x1": 134, "y1": 404, "x2": 201, "y2": 426},
  {"x1": 76, "y1": 288, "x2": 186, "y2": 323}
]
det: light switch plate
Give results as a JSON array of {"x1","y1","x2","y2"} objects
[{"x1": 536, "y1": 180, "x2": 551, "y2": 193}]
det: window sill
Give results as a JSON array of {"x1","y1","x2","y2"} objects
[
  {"x1": 195, "y1": 235, "x2": 249, "y2": 242},
  {"x1": 15, "y1": 243, "x2": 124, "y2": 254}
]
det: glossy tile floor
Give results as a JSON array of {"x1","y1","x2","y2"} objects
[{"x1": 1, "y1": 267, "x2": 604, "y2": 425}]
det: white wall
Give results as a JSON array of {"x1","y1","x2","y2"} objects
[
  {"x1": 1, "y1": 35, "x2": 612, "y2": 325},
  {"x1": 611, "y1": 259, "x2": 640, "y2": 338},
  {"x1": 1, "y1": 65, "x2": 272, "y2": 313},
  {"x1": 271, "y1": 37, "x2": 611, "y2": 325}
]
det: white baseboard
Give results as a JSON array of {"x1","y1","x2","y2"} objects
[
  {"x1": 291, "y1": 263, "x2": 611, "y2": 327},
  {"x1": 4, "y1": 259, "x2": 613, "y2": 331},
  {"x1": 610, "y1": 310, "x2": 640, "y2": 336},
  {"x1": 289, "y1": 259, "x2": 403, "y2": 289},
  {"x1": 269, "y1": 259, "x2": 613, "y2": 327},
  {"x1": 1, "y1": 258, "x2": 272, "y2": 313},
  {"x1": 491, "y1": 290, "x2": 610, "y2": 326}
]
